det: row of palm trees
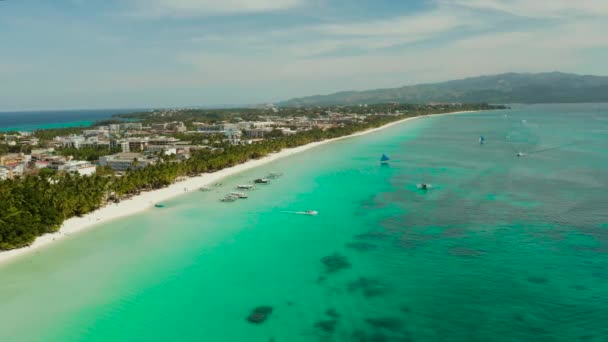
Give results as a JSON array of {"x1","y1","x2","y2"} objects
[{"x1": 0, "y1": 104, "x2": 502, "y2": 250}]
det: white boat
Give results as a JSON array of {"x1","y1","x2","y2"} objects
[
  {"x1": 230, "y1": 192, "x2": 248, "y2": 199},
  {"x1": 304, "y1": 210, "x2": 318, "y2": 216},
  {"x1": 236, "y1": 184, "x2": 256, "y2": 190}
]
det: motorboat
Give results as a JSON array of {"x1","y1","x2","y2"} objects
[
  {"x1": 230, "y1": 192, "x2": 248, "y2": 199},
  {"x1": 304, "y1": 210, "x2": 318, "y2": 216},
  {"x1": 254, "y1": 178, "x2": 270, "y2": 184},
  {"x1": 155, "y1": 204, "x2": 166, "y2": 208},
  {"x1": 417, "y1": 183, "x2": 432, "y2": 190}
]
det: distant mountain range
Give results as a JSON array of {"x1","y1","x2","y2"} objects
[{"x1": 279, "y1": 72, "x2": 608, "y2": 107}]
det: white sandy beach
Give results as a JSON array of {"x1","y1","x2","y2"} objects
[{"x1": 0, "y1": 110, "x2": 476, "y2": 265}]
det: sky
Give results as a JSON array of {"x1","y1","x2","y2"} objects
[{"x1": 1, "y1": 0, "x2": 607, "y2": 111}]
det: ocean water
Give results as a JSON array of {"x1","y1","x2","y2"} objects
[
  {"x1": 1, "y1": 104, "x2": 607, "y2": 341},
  {"x1": 0, "y1": 109, "x2": 139, "y2": 132}
]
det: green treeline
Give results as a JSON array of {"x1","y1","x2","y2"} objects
[{"x1": 0, "y1": 104, "x2": 503, "y2": 250}]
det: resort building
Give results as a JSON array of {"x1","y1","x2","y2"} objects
[
  {"x1": 99, "y1": 152, "x2": 155, "y2": 172},
  {"x1": 120, "y1": 122, "x2": 143, "y2": 131},
  {"x1": 145, "y1": 145, "x2": 178, "y2": 155},
  {"x1": 148, "y1": 136, "x2": 180, "y2": 146},
  {"x1": 110, "y1": 140, "x2": 130, "y2": 153},
  {"x1": 55, "y1": 135, "x2": 86, "y2": 148},
  {"x1": 0, "y1": 153, "x2": 31, "y2": 166},
  {"x1": 60, "y1": 161, "x2": 97, "y2": 176}
]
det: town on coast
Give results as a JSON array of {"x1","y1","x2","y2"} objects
[{"x1": 0, "y1": 103, "x2": 503, "y2": 262}]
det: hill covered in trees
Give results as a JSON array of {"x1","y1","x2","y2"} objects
[{"x1": 280, "y1": 72, "x2": 608, "y2": 107}]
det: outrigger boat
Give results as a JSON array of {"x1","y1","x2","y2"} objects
[
  {"x1": 254, "y1": 178, "x2": 270, "y2": 184},
  {"x1": 220, "y1": 194, "x2": 239, "y2": 202},
  {"x1": 230, "y1": 192, "x2": 249, "y2": 199},
  {"x1": 236, "y1": 184, "x2": 256, "y2": 190},
  {"x1": 199, "y1": 186, "x2": 211, "y2": 191}
]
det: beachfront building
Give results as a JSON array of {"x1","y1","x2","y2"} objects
[
  {"x1": 99, "y1": 152, "x2": 156, "y2": 172},
  {"x1": 60, "y1": 161, "x2": 97, "y2": 176},
  {"x1": 45, "y1": 160, "x2": 97, "y2": 176}
]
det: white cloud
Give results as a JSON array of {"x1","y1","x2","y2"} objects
[
  {"x1": 439, "y1": 0, "x2": 608, "y2": 18},
  {"x1": 174, "y1": 13, "x2": 608, "y2": 93},
  {"x1": 186, "y1": 7, "x2": 483, "y2": 57},
  {"x1": 129, "y1": 0, "x2": 304, "y2": 17}
]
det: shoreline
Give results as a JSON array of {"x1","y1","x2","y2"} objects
[{"x1": 0, "y1": 110, "x2": 477, "y2": 265}]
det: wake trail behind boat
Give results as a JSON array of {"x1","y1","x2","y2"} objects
[{"x1": 281, "y1": 210, "x2": 318, "y2": 216}]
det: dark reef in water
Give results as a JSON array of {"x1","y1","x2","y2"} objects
[
  {"x1": 365, "y1": 317, "x2": 405, "y2": 332},
  {"x1": 346, "y1": 242, "x2": 378, "y2": 252},
  {"x1": 314, "y1": 319, "x2": 338, "y2": 334},
  {"x1": 527, "y1": 276, "x2": 549, "y2": 284},
  {"x1": 448, "y1": 246, "x2": 485, "y2": 257},
  {"x1": 348, "y1": 277, "x2": 390, "y2": 298},
  {"x1": 354, "y1": 231, "x2": 392, "y2": 241},
  {"x1": 570, "y1": 284, "x2": 587, "y2": 291},
  {"x1": 321, "y1": 253, "x2": 351, "y2": 273},
  {"x1": 247, "y1": 306, "x2": 273, "y2": 324},
  {"x1": 326, "y1": 308, "x2": 341, "y2": 318}
]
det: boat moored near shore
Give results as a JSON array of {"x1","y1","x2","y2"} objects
[
  {"x1": 236, "y1": 184, "x2": 256, "y2": 190},
  {"x1": 230, "y1": 192, "x2": 249, "y2": 199}
]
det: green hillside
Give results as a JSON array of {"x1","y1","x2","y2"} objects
[{"x1": 280, "y1": 72, "x2": 608, "y2": 106}]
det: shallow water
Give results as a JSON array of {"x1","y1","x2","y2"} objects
[{"x1": 1, "y1": 104, "x2": 607, "y2": 341}]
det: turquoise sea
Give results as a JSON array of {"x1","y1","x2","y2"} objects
[{"x1": 1, "y1": 104, "x2": 607, "y2": 341}]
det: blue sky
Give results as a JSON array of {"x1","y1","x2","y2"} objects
[{"x1": 1, "y1": 0, "x2": 607, "y2": 110}]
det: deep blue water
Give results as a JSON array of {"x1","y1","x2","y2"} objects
[{"x1": 0, "y1": 109, "x2": 141, "y2": 132}]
